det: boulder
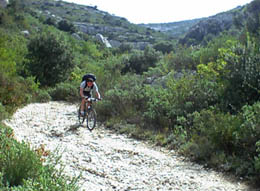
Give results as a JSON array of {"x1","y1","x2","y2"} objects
[
  {"x1": 21, "y1": 30, "x2": 30, "y2": 37},
  {"x1": 109, "y1": 40, "x2": 121, "y2": 48},
  {"x1": 71, "y1": 33, "x2": 81, "y2": 40},
  {"x1": 95, "y1": 33, "x2": 112, "y2": 48}
]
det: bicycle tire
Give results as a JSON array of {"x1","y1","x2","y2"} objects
[
  {"x1": 78, "y1": 107, "x2": 85, "y2": 125},
  {"x1": 86, "y1": 108, "x2": 96, "y2": 131}
]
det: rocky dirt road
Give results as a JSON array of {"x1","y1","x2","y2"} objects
[{"x1": 4, "y1": 102, "x2": 255, "y2": 191}]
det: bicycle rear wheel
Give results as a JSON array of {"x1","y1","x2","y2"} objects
[{"x1": 86, "y1": 108, "x2": 96, "y2": 131}]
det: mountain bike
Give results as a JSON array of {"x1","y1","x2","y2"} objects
[{"x1": 78, "y1": 97, "x2": 100, "y2": 131}]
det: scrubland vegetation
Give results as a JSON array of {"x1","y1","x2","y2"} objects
[{"x1": 0, "y1": 0, "x2": 260, "y2": 189}]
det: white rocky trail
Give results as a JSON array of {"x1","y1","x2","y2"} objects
[{"x1": 4, "y1": 101, "x2": 254, "y2": 191}]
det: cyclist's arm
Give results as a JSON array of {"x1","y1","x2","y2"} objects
[
  {"x1": 79, "y1": 81, "x2": 85, "y2": 98},
  {"x1": 96, "y1": 91, "x2": 101, "y2": 100},
  {"x1": 80, "y1": 87, "x2": 85, "y2": 98},
  {"x1": 93, "y1": 83, "x2": 101, "y2": 99}
]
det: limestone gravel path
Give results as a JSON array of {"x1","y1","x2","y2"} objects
[{"x1": 4, "y1": 102, "x2": 255, "y2": 191}]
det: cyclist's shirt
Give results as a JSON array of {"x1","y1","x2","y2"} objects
[{"x1": 80, "y1": 81, "x2": 99, "y2": 94}]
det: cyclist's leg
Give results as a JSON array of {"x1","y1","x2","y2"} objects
[
  {"x1": 80, "y1": 91, "x2": 89, "y2": 115},
  {"x1": 84, "y1": 91, "x2": 91, "y2": 110},
  {"x1": 87, "y1": 92, "x2": 92, "y2": 109},
  {"x1": 80, "y1": 98, "x2": 85, "y2": 116}
]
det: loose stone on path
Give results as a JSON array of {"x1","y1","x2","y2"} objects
[{"x1": 4, "y1": 102, "x2": 253, "y2": 191}]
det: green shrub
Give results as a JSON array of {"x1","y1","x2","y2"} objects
[
  {"x1": 114, "y1": 43, "x2": 133, "y2": 54},
  {"x1": 178, "y1": 102, "x2": 260, "y2": 178},
  {"x1": 170, "y1": 74, "x2": 219, "y2": 115},
  {"x1": 0, "y1": 33, "x2": 17, "y2": 77},
  {"x1": 48, "y1": 82, "x2": 79, "y2": 102},
  {"x1": 0, "y1": 102, "x2": 8, "y2": 121},
  {"x1": 26, "y1": 27, "x2": 75, "y2": 86},
  {"x1": 143, "y1": 86, "x2": 172, "y2": 130},
  {"x1": 99, "y1": 74, "x2": 145, "y2": 122},
  {"x1": 121, "y1": 46, "x2": 161, "y2": 74},
  {"x1": 0, "y1": 124, "x2": 80, "y2": 190},
  {"x1": 181, "y1": 135, "x2": 215, "y2": 162},
  {"x1": 58, "y1": 19, "x2": 76, "y2": 33},
  {"x1": 234, "y1": 102, "x2": 260, "y2": 149},
  {"x1": 95, "y1": 98, "x2": 115, "y2": 122},
  {"x1": 166, "y1": 46, "x2": 198, "y2": 71},
  {"x1": 0, "y1": 73, "x2": 38, "y2": 113},
  {"x1": 254, "y1": 140, "x2": 260, "y2": 176},
  {"x1": 0, "y1": 172, "x2": 9, "y2": 190},
  {"x1": 153, "y1": 41, "x2": 173, "y2": 54},
  {"x1": 154, "y1": 133, "x2": 168, "y2": 146},
  {"x1": 14, "y1": 150, "x2": 80, "y2": 191},
  {"x1": 216, "y1": 40, "x2": 260, "y2": 111},
  {"x1": 177, "y1": 109, "x2": 242, "y2": 170},
  {"x1": 81, "y1": 40, "x2": 102, "y2": 59},
  {"x1": 143, "y1": 72, "x2": 219, "y2": 130},
  {"x1": 0, "y1": 125, "x2": 42, "y2": 187},
  {"x1": 35, "y1": 89, "x2": 51, "y2": 103},
  {"x1": 44, "y1": 17, "x2": 57, "y2": 26},
  {"x1": 192, "y1": 109, "x2": 241, "y2": 153}
]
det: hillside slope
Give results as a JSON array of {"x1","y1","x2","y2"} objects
[
  {"x1": 20, "y1": 0, "x2": 252, "y2": 48},
  {"x1": 141, "y1": 5, "x2": 249, "y2": 45},
  {"x1": 21, "y1": 0, "x2": 169, "y2": 49}
]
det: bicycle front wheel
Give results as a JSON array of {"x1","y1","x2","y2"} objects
[{"x1": 86, "y1": 108, "x2": 96, "y2": 131}]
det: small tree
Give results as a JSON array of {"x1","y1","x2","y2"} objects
[
  {"x1": 58, "y1": 19, "x2": 76, "y2": 34},
  {"x1": 26, "y1": 29, "x2": 75, "y2": 86},
  {"x1": 44, "y1": 17, "x2": 56, "y2": 27},
  {"x1": 153, "y1": 41, "x2": 173, "y2": 54},
  {"x1": 122, "y1": 46, "x2": 161, "y2": 74}
]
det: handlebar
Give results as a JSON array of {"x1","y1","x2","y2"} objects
[{"x1": 84, "y1": 97, "x2": 102, "y2": 102}]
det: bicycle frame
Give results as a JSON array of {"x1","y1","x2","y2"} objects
[
  {"x1": 78, "y1": 97, "x2": 99, "y2": 131},
  {"x1": 84, "y1": 97, "x2": 98, "y2": 110}
]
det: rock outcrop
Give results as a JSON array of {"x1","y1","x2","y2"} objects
[
  {"x1": 0, "y1": 0, "x2": 8, "y2": 8},
  {"x1": 95, "y1": 33, "x2": 112, "y2": 48}
]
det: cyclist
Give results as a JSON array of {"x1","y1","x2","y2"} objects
[{"x1": 79, "y1": 73, "x2": 101, "y2": 116}]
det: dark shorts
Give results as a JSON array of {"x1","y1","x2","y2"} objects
[{"x1": 83, "y1": 91, "x2": 91, "y2": 98}]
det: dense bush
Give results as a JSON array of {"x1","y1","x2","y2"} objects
[
  {"x1": 0, "y1": 73, "x2": 39, "y2": 113},
  {"x1": 98, "y1": 74, "x2": 145, "y2": 123},
  {"x1": 0, "y1": 34, "x2": 17, "y2": 77},
  {"x1": 1, "y1": 0, "x2": 260, "y2": 187},
  {"x1": 143, "y1": 72, "x2": 219, "y2": 130},
  {"x1": 48, "y1": 81, "x2": 79, "y2": 102},
  {"x1": 80, "y1": 40, "x2": 103, "y2": 59},
  {"x1": 0, "y1": 124, "x2": 80, "y2": 190},
  {"x1": 44, "y1": 17, "x2": 56, "y2": 26},
  {"x1": 58, "y1": 19, "x2": 76, "y2": 33},
  {"x1": 143, "y1": 85, "x2": 172, "y2": 130},
  {"x1": 179, "y1": 102, "x2": 260, "y2": 179},
  {"x1": 217, "y1": 40, "x2": 260, "y2": 111},
  {"x1": 166, "y1": 46, "x2": 199, "y2": 71},
  {"x1": 26, "y1": 27, "x2": 75, "y2": 86},
  {"x1": 153, "y1": 41, "x2": 173, "y2": 54},
  {"x1": 0, "y1": 103, "x2": 8, "y2": 121},
  {"x1": 0, "y1": 125, "x2": 42, "y2": 187},
  {"x1": 121, "y1": 46, "x2": 161, "y2": 74},
  {"x1": 113, "y1": 43, "x2": 133, "y2": 54},
  {"x1": 35, "y1": 89, "x2": 51, "y2": 103}
]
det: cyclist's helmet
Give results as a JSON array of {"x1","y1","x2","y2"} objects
[{"x1": 86, "y1": 73, "x2": 96, "y2": 82}]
